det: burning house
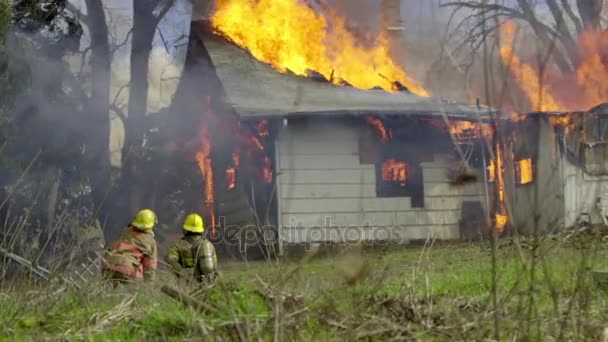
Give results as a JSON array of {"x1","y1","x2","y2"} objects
[
  {"x1": 173, "y1": 16, "x2": 503, "y2": 256},
  {"x1": 505, "y1": 105, "x2": 608, "y2": 233}
]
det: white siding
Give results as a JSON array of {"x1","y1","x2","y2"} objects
[
  {"x1": 563, "y1": 157, "x2": 608, "y2": 227},
  {"x1": 277, "y1": 121, "x2": 484, "y2": 244}
]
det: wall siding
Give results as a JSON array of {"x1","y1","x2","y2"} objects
[{"x1": 278, "y1": 121, "x2": 484, "y2": 244}]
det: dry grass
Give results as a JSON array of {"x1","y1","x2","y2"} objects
[{"x1": 1, "y1": 234, "x2": 608, "y2": 340}]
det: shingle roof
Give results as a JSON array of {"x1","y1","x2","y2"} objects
[{"x1": 193, "y1": 21, "x2": 495, "y2": 120}]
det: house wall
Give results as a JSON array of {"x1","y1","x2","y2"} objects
[
  {"x1": 509, "y1": 119, "x2": 565, "y2": 234},
  {"x1": 562, "y1": 148, "x2": 608, "y2": 227},
  {"x1": 276, "y1": 119, "x2": 486, "y2": 246}
]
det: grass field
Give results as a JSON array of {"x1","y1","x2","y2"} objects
[{"x1": 2, "y1": 235, "x2": 608, "y2": 341}]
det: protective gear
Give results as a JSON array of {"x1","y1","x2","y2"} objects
[
  {"x1": 131, "y1": 209, "x2": 157, "y2": 231},
  {"x1": 101, "y1": 226, "x2": 158, "y2": 283},
  {"x1": 183, "y1": 213, "x2": 205, "y2": 233},
  {"x1": 166, "y1": 234, "x2": 217, "y2": 284}
]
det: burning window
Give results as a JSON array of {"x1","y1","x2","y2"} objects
[
  {"x1": 515, "y1": 158, "x2": 533, "y2": 185},
  {"x1": 375, "y1": 156, "x2": 424, "y2": 207},
  {"x1": 381, "y1": 159, "x2": 408, "y2": 187},
  {"x1": 449, "y1": 120, "x2": 493, "y2": 143}
]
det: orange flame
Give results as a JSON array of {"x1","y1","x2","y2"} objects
[
  {"x1": 211, "y1": 0, "x2": 428, "y2": 95},
  {"x1": 196, "y1": 97, "x2": 217, "y2": 235},
  {"x1": 381, "y1": 159, "x2": 408, "y2": 187},
  {"x1": 495, "y1": 214, "x2": 508, "y2": 232},
  {"x1": 487, "y1": 160, "x2": 496, "y2": 183},
  {"x1": 450, "y1": 120, "x2": 494, "y2": 141},
  {"x1": 365, "y1": 116, "x2": 391, "y2": 142},
  {"x1": 576, "y1": 29, "x2": 608, "y2": 107},
  {"x1": 499, "y1": 21, "x2": 565, "y2": 112},
  {"x1": 499, "y1": 22, "x2": 608, "y2": 112},
  {"x1": 256, "y1": 120, "x2": 270, "y2": 138},
  {"x1": 263, "y1": 156, "x2": 273, "y2": 184},
  {"x1": 516, "y1": 158, "x2": 533, "y2": 185},
  {"x1": 491, "y1": 143, "x2": 508, "y2": 233}
]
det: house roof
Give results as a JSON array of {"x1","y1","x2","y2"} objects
[{"x1": 193, "y1": 21, "x2": 495, "y2": 121}]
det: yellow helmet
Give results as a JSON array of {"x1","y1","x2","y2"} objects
[
  {"x1": 131, "y1": 209, "x2": 157, "y2": 231},
  {"x1": 183, "y1": 213, "x2": 205, "y2": 233}
]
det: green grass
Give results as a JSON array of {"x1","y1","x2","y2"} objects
[{"x1": 2, "y1": 237, "x2": 608, "y2": 340}]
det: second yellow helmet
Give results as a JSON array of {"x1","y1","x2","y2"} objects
[{"x1": 183, "y1": 213, "x2": 205, "y2": 233}]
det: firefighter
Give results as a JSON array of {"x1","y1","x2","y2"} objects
[
  {"x1": 101, "y1": 209, "x2": 159, "y2": 284},
  {"x1": 166, "y1": 213, "x2": 218, "y2": 285}
]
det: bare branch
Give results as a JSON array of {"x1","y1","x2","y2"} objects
[
  {"x1": 112, "y1": 84, "x2": 130, "y2": 107},
  {"x1": 561, "y1": 0, "x2": 584, "y2": 33},
  {"x1": 157, "y1": 28, "x2": 170, "y2": 54},
  {"x1": 111, "y1": 28, "x2": 133, "y2": 58},
  {"x1": 153, "y1": 0, "x2": 176, "y2": 26},
  {"x1": 110, "y1": 104, "x2": 127, "y2": 124}
]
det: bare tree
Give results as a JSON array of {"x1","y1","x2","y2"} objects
[
  {"x1": 122, "y1": 0, "x2": 175, "y2": 215},
  {"x1": 441, "y1": 0, "x2": 604, "y2": 72},
  {"x1": 82, "y1": 0, "x2": 112, "y2": 228}
]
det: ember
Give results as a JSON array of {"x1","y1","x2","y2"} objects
[
  {"x1": 381, "y1": 158, "x2": 408, "y2": 187},
  {"x1": 225, "y1": 167, "x2": 236, "y2": 190},
  {"x1": 211, "y1": 0, "x2": 428, "y2": 95}
]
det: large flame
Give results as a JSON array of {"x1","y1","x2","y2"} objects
[
  {"x1": 576, "y1": 29, "x2": 608, "y2": 107},
  {"x1": 195, "y1": 97, "x2": 217, "y2": 235},
  {"x1": 500, "y1": 21, "x2": 608, "y2": 112},
  {"x1": 499, "y1": 21, "x2": 565, "y2": 112},
  {"x1": 211, "y1": 0, "x2": 428, "y2": 95}
]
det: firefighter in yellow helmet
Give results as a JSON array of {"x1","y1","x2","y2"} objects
[
  {"x1": 166, "y1": 213, "x2": 218, "y2": 285},
  {"x1": 101, "y1": 209, "x2": 159, "y2": 284}
]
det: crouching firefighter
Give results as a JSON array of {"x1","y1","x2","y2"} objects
[
  {"x1": 166, "y1": 213, "x2": 218, "y2": 285},
  {"x1": 101, "y1": 209, "x2": 159, "y2": 284}
]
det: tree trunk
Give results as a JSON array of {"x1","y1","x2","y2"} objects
[
  {"x1": 577, "y1": 0, "x2": 603, "y2": 30},
  {"x1": 84, "y1": 0, "x2": 112, "y2": 239},
  {"x1": 546, "y1": 0, "x2": 579, "y2": 67},
  {"x1": 123, "y1": 2, "x2": 157, "y2": 217}
]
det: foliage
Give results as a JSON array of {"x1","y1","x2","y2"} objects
[{"x1": 2, "y1": 239, "x2": 608, "y2": 340}]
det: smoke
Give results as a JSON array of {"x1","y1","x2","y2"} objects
[{"x1": 101, "y1": 1, "x2": 190, "y2": 165}]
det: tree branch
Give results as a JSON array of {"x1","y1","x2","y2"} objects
[
  {"x1": 546, "y1": 0, "x2": 579, "y2": 66},
  {"x1": 110, "y1": 104, "x2": 127, "y2": 124},
  {"x1": 153, "y1": 0, "x2": 176, "y2": 26},
  {"x1": 561, "y1": 0, "x2": 584, "y2": 33},
  {"x1": 111, "y1": 28, "x2": 133, "y2": 58}
]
